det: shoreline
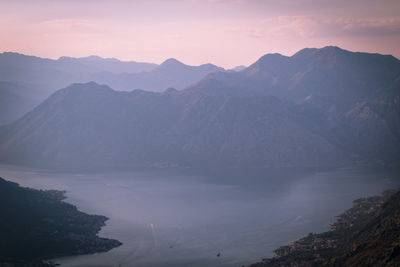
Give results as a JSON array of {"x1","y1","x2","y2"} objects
[{"x1": 0, "y1": 177, "x2": 122, "y2": 266}]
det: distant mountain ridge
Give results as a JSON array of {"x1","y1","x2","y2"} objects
[
  {"x1": 0, "y1": 46, "x2": 399, "y2": 169},
  {"x1": 0, "y1": 52, "x2": 224, "y2": 124},
  {"x1": 190, "y1": 46, "x2": 400, "y2": 100},
  {"x1": 57, "y1": 54, "x2": 157, "y2": 73},
  {"x1": 95, "y1": 58, "x2": 224, "y2": 92},
  {"x1": 1, "y1": 52, "x2": 157, "y2": 73},
  {"x1": 0, "y1": 82, "x2": 346, "y2": 169},
  {"x1": 0, "y1": 81, "x2": 41, "y2": 125},
  {"x1": 184, "y1": 46, "x2": 400, "y2": 164}
]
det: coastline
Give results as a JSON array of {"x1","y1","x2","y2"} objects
[
  {"x1": 0, "y1": 177, "x2": 122, "y2": 266},
  {"x1": 249, "y1": 189, "x2": 400, "y2": 266}
]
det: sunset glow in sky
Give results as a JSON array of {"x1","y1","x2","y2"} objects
[{"x1": 1, "y1": 0, "x2": 400, "y2": 68}]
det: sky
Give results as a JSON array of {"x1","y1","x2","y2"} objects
[{"x1": 0, "y1": 0, "x2": 400, "y2": 68}]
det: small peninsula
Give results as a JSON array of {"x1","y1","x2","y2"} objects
[{"x1": 0, "y1": 177, "x2": 121, "y2": 266}]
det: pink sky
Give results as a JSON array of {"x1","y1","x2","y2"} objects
[{"x1": 1, "y1": 0, "x2": 400, "y2": 68}]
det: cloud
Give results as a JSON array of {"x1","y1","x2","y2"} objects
[
  {"x1": 263, "y1": 16, "x2": 400, "y2": 39},
  {"x1": 265, "y1": 16, "x2": 319, "y2": 38},
  {"x1": 340, "y1": 17, "x2": 400, "y2": 36},
  {"x1": 38, "y1": 19, "x2": 100, "y2": 33}
]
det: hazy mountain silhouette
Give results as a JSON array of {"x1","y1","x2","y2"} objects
[
  {"x1": 228, "y1": 65, "x2": 246, "y2": 72},
  {"x1": 0, "y1": 81, "x2": 42, "y2": 125},
  {"x1": 185, "y1": 46, "x2": 400, "y2": 164},
  {"x1": 0, "y1": 52, "x2": 157, "y2": 89},
  {"x1": 189, "y1": 46, "x2": 400, "y2": 101},
  {"x1": 0, "y1": 52, "x2": 155, "y2": 124},
  {"x1": 93, "y1": 58, "x2": 225, "y2": 92},
  {"x1": 0, "y1": 82, "x2": 346, "y2": 169},
  {"x1": 0, "y1": 53, "x2": 224, "y2": 124},
  {"x1": 58, "y1": 55, "x2": 157, "y2": 73},
  {"x1": 0, "y1": 46, "x2": 399, "y2": 169}
]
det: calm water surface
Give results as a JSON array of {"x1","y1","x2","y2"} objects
[{"x1": 0, "y1": 165, "x2": 399, "y2": 267}]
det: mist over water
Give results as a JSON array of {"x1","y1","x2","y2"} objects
[{"x1": 1, "y1": 165, "x2": 399, "y2": 267}]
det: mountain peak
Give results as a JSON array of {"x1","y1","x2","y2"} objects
[
  {"x1": 1, "y1": 51, "x2": 24, "y2": 56},
  {"x1": 257, "y1": 53, "x2": 288, "y2": 64},
  {"x1": 247, "y1": 53, "x2": 288, "y2": 73},
  {"x1": 58, "y1": 55, "x2": 119, "y2": 62},
  {"x1": 318, "y1": 46, "x2": 347, "y2": 56},
  {"x1": 321, "y1": 45, "x2": 343, "y2": 51},
  {"x1": 0, "y1": 52, "x2": 43, "y2": 62},
  {"x1": 230, "y1": 65, "x2": 246, "y2": 72},
  {"x1": 53, "y1": 82, "x2": 113, "y2": 98},
  {"x1": 292, "y1": 46, "x2": 346, "y2": 59},
  {"x1": 160, "y1": 58, "x2": 185, "y2": 68},
  {"x1": 80, "y1": 55, "x2": 105, "y2": 61}
]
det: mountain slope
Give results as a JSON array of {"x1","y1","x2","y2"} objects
[
  {"x1": 189, "y1": 46, "x2": 400, "y2": 102},
  {"x1": 0, "y1": 81, "x2": 43, "y2": 125},
  {"x1": 250, "y1": 189, "x2": 400, "y2": 267},
  {"x1": 0, "y1": 82, "x2": 346, "y2": 169},
  {"x1": 187, "y1": 46, "x2": 400, "y2": 164},
  {"x1": 0, "y1": 52, "x2": 155, "y2": 124},
  {"x1": 94, "y1": 58, "x2": 225, "y2": 92},
  {"x1": 0, "y1": 52, "x2": 157, "y2": 89},
  {"x1": 1, "y1": 46, "x2": 399, "y2": 169},
  {"x1": 0, "y1": 53, "x2": 224, "y2": 124},
  {"x1": 58, "y1": 55, "x2": 157, "y2": 73}
]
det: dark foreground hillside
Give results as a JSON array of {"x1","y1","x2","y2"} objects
[
  {"x1": 250, "y1": 189, "x2": 400, "y2": 267},
  {"x1": 0, "y1": 177, "x2": 121, "y2": 266}
]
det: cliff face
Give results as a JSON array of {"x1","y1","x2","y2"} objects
[
  {"x1": 0, "y1": 177, "x2": 121, "y2": 264},
  {"x1": 250, "y1": 189, "x2": 400, "y2": 267}
]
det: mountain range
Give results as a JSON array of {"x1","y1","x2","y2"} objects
[
  {"x1": 0, "y1": 52, "x2": 224, "y2": 124},
  {"x1": 0, "y1": 46, "x2": 399, "y2": 169},
  {"x1": 92, "y1": 57, "x2": 224, "y2": 92}
]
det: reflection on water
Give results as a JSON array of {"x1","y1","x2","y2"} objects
[{"x1": 0, "y1": 165, "x2": 399, "y2": 267}]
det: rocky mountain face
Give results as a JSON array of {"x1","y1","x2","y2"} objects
[{"x1": 0, "y1": 46, "x2": 399, "y2": 169}]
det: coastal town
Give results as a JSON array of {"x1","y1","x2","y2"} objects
[{"x1": 251, "y1": 189, "x2": 399, "y2": 266}]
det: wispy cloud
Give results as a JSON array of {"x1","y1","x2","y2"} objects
[
  {"x1": 1, "y1": 0, "x2": 400, "y2": 67},
  {"x1": 264, "y1": 16, "x2": 400, "y2": 38}
]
